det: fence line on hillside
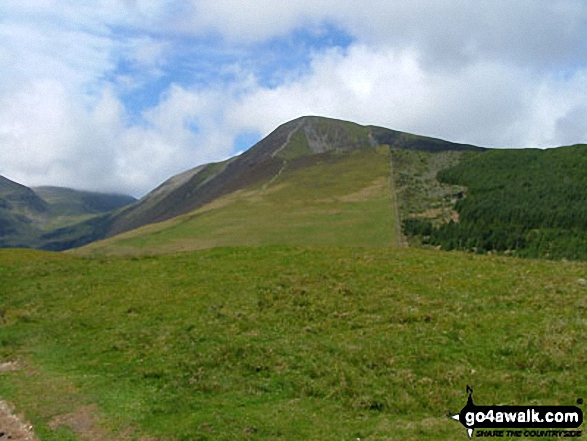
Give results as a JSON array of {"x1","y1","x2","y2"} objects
[{"x1": 389, "y1": 149, "x2": 404, "y2": 248}]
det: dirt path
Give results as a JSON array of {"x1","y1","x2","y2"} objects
[
  {"x1": 262, "y1": 118, "x2": 304, "y2": 190},
  {"x1": 271, "y1": 119, "x2": 304, "y2": 158},
  {"x1": 0, "y1": 361, "x2": 160, "y2": 441},
  {"x1": 0, "y1": 363, "x2": 38, "y2": 441}
]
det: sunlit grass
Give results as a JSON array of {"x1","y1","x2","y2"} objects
[
  {"x1": 1, "y1": 247, "x2": 586, "y2": 440},
  {"x1": 76, "y1": 148, "x2": 397, "y2": 256}
]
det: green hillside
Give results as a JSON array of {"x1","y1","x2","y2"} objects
[
  {"x1": 77, "y1": 147, "x2": 398, "y2": 256},
  {"x1": 30, "y1": 116, "x2": 483, "y2": 252},
  {"x1": 401, "y1": 145, "x2": 587, "y2": 260},
  {"x1": 104, "y1": 115, "x2": 482, "y2": 240},
  {"x1": 1, "y1": 247, "x2": 585, "y2": 440}
]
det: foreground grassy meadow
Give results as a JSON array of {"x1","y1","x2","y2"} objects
[{"x1": 1, "y1": 246, "x2": 586, "y2": 440}]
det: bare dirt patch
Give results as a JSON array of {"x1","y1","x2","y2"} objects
[
  {"x1": 316, "y1": 177, "x2": 387, "y2": 204},
  {"x1": 0, "y1": 362, "x2": 37, "y2": 440},
  {"x1": 0, "y1": 362, "x2": 20, "y2": 374},
  {"x1": 48, "y1": 405, "x2": 112, "y2": 441},
  {"x1": 338, "y1": 177, "x2": 387, "y2": 203},
  {"x1": 410, "y1": 207, "x2": 459, "y2": 223},
  {"x1": 0, "y1": 400, "x2": 38, "y2": 441},
  {"x1": 47, "y1": 405, "x2": 159, "y2": 441}
]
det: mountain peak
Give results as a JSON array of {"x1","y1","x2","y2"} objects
[
  {"x1": 0, "y1": 175, "x2": 48, "y2": 214},
  {"x1": 269, "y1": 115, "x2": 484, "y2": 159},
  {"x1": 7, "y1": 116, "x2": 487, "y2": 251}
]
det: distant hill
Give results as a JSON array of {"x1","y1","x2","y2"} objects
[
  {"x1": 0, "y1": 176, "x2": 49, "y2": 247},
  {"x1": 34, "y1": 186, "x2": 136, "y2": 216},
  {"x1": 0, "y1": 175, "x2": 48, "y2": 213},
  {"x1": 76, "y1": 116, "x2": 587, "y2": 261},
  {"x1": 0, "y1": 176, "x2": 136, "y2": 249}
]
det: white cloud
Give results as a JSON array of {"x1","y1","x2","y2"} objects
[
  {"x1": 181, "y1": 0, "x2": 587, "y2": 70},
  {"x1": 224, "y1": 43, "x2": 587, "y2": 150},
  {"x1": 0, "y1": 80, "x2": 241, "y2": 196},
  {"x1": 225, "y1": 46, "x2": 526, "y2": 146}
]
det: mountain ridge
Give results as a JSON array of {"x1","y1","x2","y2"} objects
[
  {"x1": 2, "y1": 116, "x2": 488, "y2": 251},
  {"x1": 0, "y1": 177, "x2": 136, "y2": 249},
  {"x1": 105, "y1": 116, "x2": 487, "y2": 238}
]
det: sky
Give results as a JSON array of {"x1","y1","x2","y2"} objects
[{"x1": 1, "y1": 1, "x2": 587, "y2": 197}]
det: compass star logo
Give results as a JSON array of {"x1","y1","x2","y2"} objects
[{"x1": 451, "y1": 385, "x2": 476, "y2": 438}]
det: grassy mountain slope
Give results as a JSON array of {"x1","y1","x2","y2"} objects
[
  {"x1": 113, "y1": 116, "x2": 485, "y2": 237},
  {"x1": 0, "y1": 176, "x2": 48, "y2": 214},
  {"x1": 103, "y1": 116, "x2": 378, "y2": 239},
  {"x1": 369, "y1": 126, "x2": 485, "y2": 153},
  {"x1": 77, "y1": 147, "x2": 397, "y2": 256},
  {"x1": 66, "y1": 116, "x2": 484, "y2": 254},
  {"x1": 1, "y1": 246, "x2": 585, "y2": 440}
]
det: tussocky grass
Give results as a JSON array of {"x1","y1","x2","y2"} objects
[{"x1": 1, "y1": 246, "x2": 586, "y2": 440}]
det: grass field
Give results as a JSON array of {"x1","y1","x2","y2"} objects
[
  {"x1": 76, "y1": 148, "x2": 397, "y2": 257},
  {"x1": 1, "y1": 246, "x2": 586, "y2": 440}
]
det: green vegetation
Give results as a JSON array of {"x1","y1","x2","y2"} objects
[
  {"x1": 0, "y1": 176, "x2": 48, "y2": 248},
  {"x1": 111, "y1": 160, "x2": 231, "y2": 235},
  {"x1": 392, "y1": 148, "x2": 468, "y2": 224},
  {"x1": 309, "y1": 118, "x2": 372, "y2": 151},
  {"x1": 275, "y1": 129, "x2": 312, "y2": 160},
  {"x1": 2, "y1": 123, "x2": 586, "y2": 440},
  {"x1": 78, "y1": 148, "x2": 396, "y2": 256},
  {"x1": 404, "y1": 145, "x2": 587, "y2": 260},
  {"x1": 1, "y1": 247, "x2": 586, "y2": 440},
  {"x1": 0, "y1": 117, "x2": 489, "y2": 252},
  {"x1": 369, "y1": 126, "x2": 483, "y2": 154}
]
